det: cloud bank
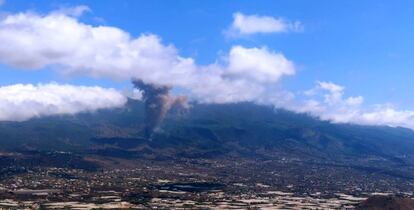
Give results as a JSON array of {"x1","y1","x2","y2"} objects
[
  {"x1": 227, "y1": 12, "x2": 303, "y2": 36},
  {"x1": 291, "y1": 81, "x2": 414, "y2": 129},
  {"x1": 1, "y1": 7, "x2": 414, "y2": 130},
  {"x1": 0, "y1": 83, "x2": 126, "y2": 121},
  {"x1": 0, "y1": 10, "x2": 295, "y2": 104}
]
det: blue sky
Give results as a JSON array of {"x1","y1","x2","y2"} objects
[
  {"x1": 2, "y1": 0, "x2": 414, "y2": 107},
  {"x1": 0, "y1": 0, "x2": 414, "y2": 127}
]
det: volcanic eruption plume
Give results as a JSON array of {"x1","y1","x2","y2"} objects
[{"x1": 132, "y1": 79, "x2": 188, "y2": 139}]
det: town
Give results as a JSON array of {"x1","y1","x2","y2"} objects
[{"x1": 0, "y1": 153, "x2": 413, "y2": 209}]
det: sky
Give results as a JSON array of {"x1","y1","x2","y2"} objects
[{"x1": 0, "y1": 0, "x2": 414, "y2": 128}]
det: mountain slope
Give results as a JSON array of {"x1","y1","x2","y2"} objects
[{"x1": 0, "y1": 99, "x2": 413, "y2": 165}]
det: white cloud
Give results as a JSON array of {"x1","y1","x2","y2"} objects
[
  {"x1": 345, "y1": 96, "x2": 363, "y2": 106},
  {"x1": 318, "y1": 81, "x2": 345, "y2": 105},
  {"x1": 53, "y1": 5, "x2": 91, "y2": 17},
  {"x1": 0, "y1": 10, "x2": 296, "y2": 105},
  {"x1": 318, "y1": 81, "x2": 344, "y2": 93},
  {"x1": 285, "y1": 81, "x2": 414, "y2": 129},
  {"x1": 226, "y1": 46, "x2": 295, "y2": 82},
  {"x1": 227, "y1": 12, "x2": 303, "y2": 36},
  {"x1": 358, "y1": 105, "x2": 414, "y2": 128},
  {"x1": 0, "y1": 83, "x2": 127, "y2": 121}
]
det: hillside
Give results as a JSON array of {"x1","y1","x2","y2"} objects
[{"x1": 0, "y1": 99, "x2": 413, "y2": 166}]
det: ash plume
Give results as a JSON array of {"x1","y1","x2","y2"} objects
[{"x1": 132, "y1": 79, "x2": 188, "y2": 139}]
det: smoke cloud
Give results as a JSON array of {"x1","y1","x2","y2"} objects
[{"x1": 133, "y1": 79, "x2": 188, "y2": 139}]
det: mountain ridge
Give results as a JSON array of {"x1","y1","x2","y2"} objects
[{"x1": 0, "y1": 99, "x2": 413, "y2": 166}]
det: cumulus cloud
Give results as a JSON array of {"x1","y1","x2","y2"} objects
[
  {"x1": 287, "y1": 81, "x2": 414, "y2": 129},
  {"x1": 227, "y1": 12, "x2": 303, "y2": 36},
  {"x1": 0, "y1": 10, "x2": 295, "y2": 104},
  {"x1": 0, "y1": 83, "x2": 126, "y2": 121},
  {"x1": 226, "y1": 46, "x2": 295, "y2": 82}
]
